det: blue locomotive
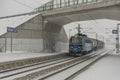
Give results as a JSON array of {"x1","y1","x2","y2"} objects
[{"x1": 68, "y1": 25, "x2": 104, "y2": 56}]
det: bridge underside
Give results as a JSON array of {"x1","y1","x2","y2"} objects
[
  {"x1": 44, "y1": 5, "x2": 120, "y2": 25},
  {"x1": 42, "y1": 5, "x2": 120, "y2": 52}
]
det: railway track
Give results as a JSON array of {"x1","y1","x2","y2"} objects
[
  {"x1": 0, "y1": 57, "x2": 73, "y2": 80},
  {"x1": 0, "y1": 49, "x2": 107, "y2": 80},
  {"x1": 0, "y1": 56, "x2": 67, "y2": 73},
  {"x1": 10, "y1": 49, "x2": 106, "y2": 80},
  {"x1": 65, "y1": 50, "x2": 114, "y2": 80},
  {"x1": 37, "y1": 50, "x2": 109, "y2": 80}
]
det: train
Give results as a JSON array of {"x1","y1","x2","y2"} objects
[{"x1": 68, "y1": 25, "x2": 104, "y2": 56}]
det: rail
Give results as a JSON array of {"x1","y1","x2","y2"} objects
[
  {"x1": 65, "y1": 49, "x2": 114, "y2": 80},
  {"x1": 0, "y1": 57, "x2": 73, "y2": 80},
  {"x1": 37, "y1": 50, "x2": 107, "y2": 80}
]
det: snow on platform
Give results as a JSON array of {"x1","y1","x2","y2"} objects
[
  {"x1": 0, "y1": 52, "x2": 65, "y2": 63},
  {"x1": 73, "y1": 51, "x2": 120, "y2": 80}
]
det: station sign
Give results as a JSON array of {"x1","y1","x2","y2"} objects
[
  {"x1": 112, "y1": 30, "x2": 118, "y2": 34},
  {"x1": 116, "y1": 38, "x2": 119, "y2": 40},
  {"x1": 7, "y1": 27, "x2": 18, "y2": 33}
]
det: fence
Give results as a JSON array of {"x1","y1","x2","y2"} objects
[{"x1": 34, "y1": 0, "x2": 105, "y2": 12}]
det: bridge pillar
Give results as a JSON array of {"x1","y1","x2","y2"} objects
[{"x1": 43, "y1": 21, "x2": 68, "y2": 53}]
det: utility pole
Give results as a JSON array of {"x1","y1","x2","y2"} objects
[
  {"x1": 69, "y1": 29, "x2": 72, "y2": 39},
  {"x1": 78, "y1": 24, "x2": 81, "y2": 34},
  {"x1": 116, "y1": 23, "x2": 120, "y2": 53},
  {"x1": 5, "y1": 36, "x2": 7, "y2": 53},
  {"x1": 7, "y1": 27, "x2": 18, "y2": 53},
  {"x1": 96, "y1": 33, "x2": 98, "y2": 50},
  {"x1": 11, "y1": 32, "x2": 12, "y2": 53}
]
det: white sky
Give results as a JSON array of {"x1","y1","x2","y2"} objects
[
  {"x1": 64, "y1": 19, "x2": 120, "y2": 46},
  {"x1": 0, "y1": 0, "x2": 120, "y2": 45},
  {"x1": 0, "y1": 0, "x2": 50, "y2": 35},
  {"x1": 0, "y1": 0, "x2": 50, "y2": 16}
]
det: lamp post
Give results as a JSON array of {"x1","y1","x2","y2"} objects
[
  {"x1": 68, "y1": 27, "x2": 78, "y2": 39},
  {"x1": 90, "y1": 32, "x2": 98, "y2": 50},
  {"x1": 10, "y1": 32, "x2": 12, "y2": 53},
  {"x1": 101, "y1": 35, "x2": 104, "y2": 43},
  {"x1": 43, "y1": 20, "x2": 48, "y2": 52},
  {"x1": 95, "y1": 33, "x2": 98, "y2": 50},
  {"x1": 116, "y1": 23, "x2": 120, "y2": 53},
  {"x1": 7, "y1": 27, "x2": 17, "y2": 53},
  {"x1": 69, "y1": 29, "x2": 72, "y2": 39}
]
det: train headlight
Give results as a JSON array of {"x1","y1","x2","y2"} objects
[{"x1": 78, "y1": 47, "x2": 81, "y2": 48}]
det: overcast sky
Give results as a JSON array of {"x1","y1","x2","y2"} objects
[
  {"x1": 0, "y1": 0, "x2": 50, "y2": 34},
  {"x1": 0, "y1": 0, "x2": 50, "y2": 16}
]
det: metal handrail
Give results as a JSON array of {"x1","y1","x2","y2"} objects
[
  {"x1": 0, "y1": 0, "x2": 118, "y2": 19},
  {"x1": 34, "y1": 0, "x2": 100, "y2": 13}
]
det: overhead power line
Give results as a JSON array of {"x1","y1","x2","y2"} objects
[
  {"x1": 30, "y1": 0, "x2": 41, "y2": 5},
  {"x1": 13, "y1": 0, "x2": 34, "y2": 9},
  {"x1": 0, "y1": 11, "x2": 38, "y2": 19}
]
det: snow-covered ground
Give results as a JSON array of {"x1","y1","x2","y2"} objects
[
  {"x1": 0, "y1": 52, "x2": 64, "y2": 63},
  {"x1": 73, "y1": 51, "x2": 120, "y2": 80}
]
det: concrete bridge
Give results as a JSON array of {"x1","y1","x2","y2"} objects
[{"x1": 0, "y1": 0, "x2": 120, "y2": 53}]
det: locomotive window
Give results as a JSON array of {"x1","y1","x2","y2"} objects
[
  {"x1": 85, "y1": 40, "x2": 91, "y2": 43},
  {"x1": 70, "y1": 37, "x2": 82, "y2": 44}
]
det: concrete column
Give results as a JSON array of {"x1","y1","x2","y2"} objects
[{"x1": 43, "y1": 22, "x2": 68, "y2": 52}]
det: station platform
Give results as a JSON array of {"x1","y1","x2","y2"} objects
[
  {"x1": 73, "y1": 50, "x2": 120, "y2": 80},
  {"x1": 0, "y1": 52, "x2": 66, "y2": 63},
  {"x1": 0, "y1": 52, "x2": 67, "y2": 72}
]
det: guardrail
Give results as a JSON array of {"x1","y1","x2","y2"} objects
[
  {"x1": 0, "y1": 0, "x2": 119, "y2": 19},
  {"x1": 34, "y1": 0, "x2": 100, "y2": 12},
  {"x1": 34, "y1": 0, "x2": 120, "y2": 13}
]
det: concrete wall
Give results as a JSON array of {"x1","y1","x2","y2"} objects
[
  {"x1": 0, "y1": 14, "x2": 68, "y2": 53},
  {"x1": 2, "y1": 38, "x2": 43, "y2": 52},
  {"x1": 43, "y1": 22, "x2": 68, "y2": 52}
]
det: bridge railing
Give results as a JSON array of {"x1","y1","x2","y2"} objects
[
  {"x1": 34, "y1": 0, "x2": 100, "y2": 12},
  {"x1": 0, "y1": 0, "x2": 119, "y2": 19}
]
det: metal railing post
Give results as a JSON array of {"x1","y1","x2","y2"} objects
[
  {"x1": 116, "y1": 23, "x2": 120, "y2": 53},
  {"x1": 60, "y1": 0, "x2": 62, "y2": 8},
  {"x1": 5, "y1": 36, "x2": 7, "y2": 52},
  {"x1": 68, "y1": 0, "x2": 70, "y2": 6},
  {"x1": 10, "y1": 32, "x2": 12, "y2": 53}
]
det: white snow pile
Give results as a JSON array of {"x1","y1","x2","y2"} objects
[{"x1": 73, "y1": 51, "x2": 120, "y2": 80}]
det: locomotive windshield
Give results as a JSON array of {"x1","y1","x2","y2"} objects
[{"x1": 70, "y1": 36, "x2": 82, "y2": 44}]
